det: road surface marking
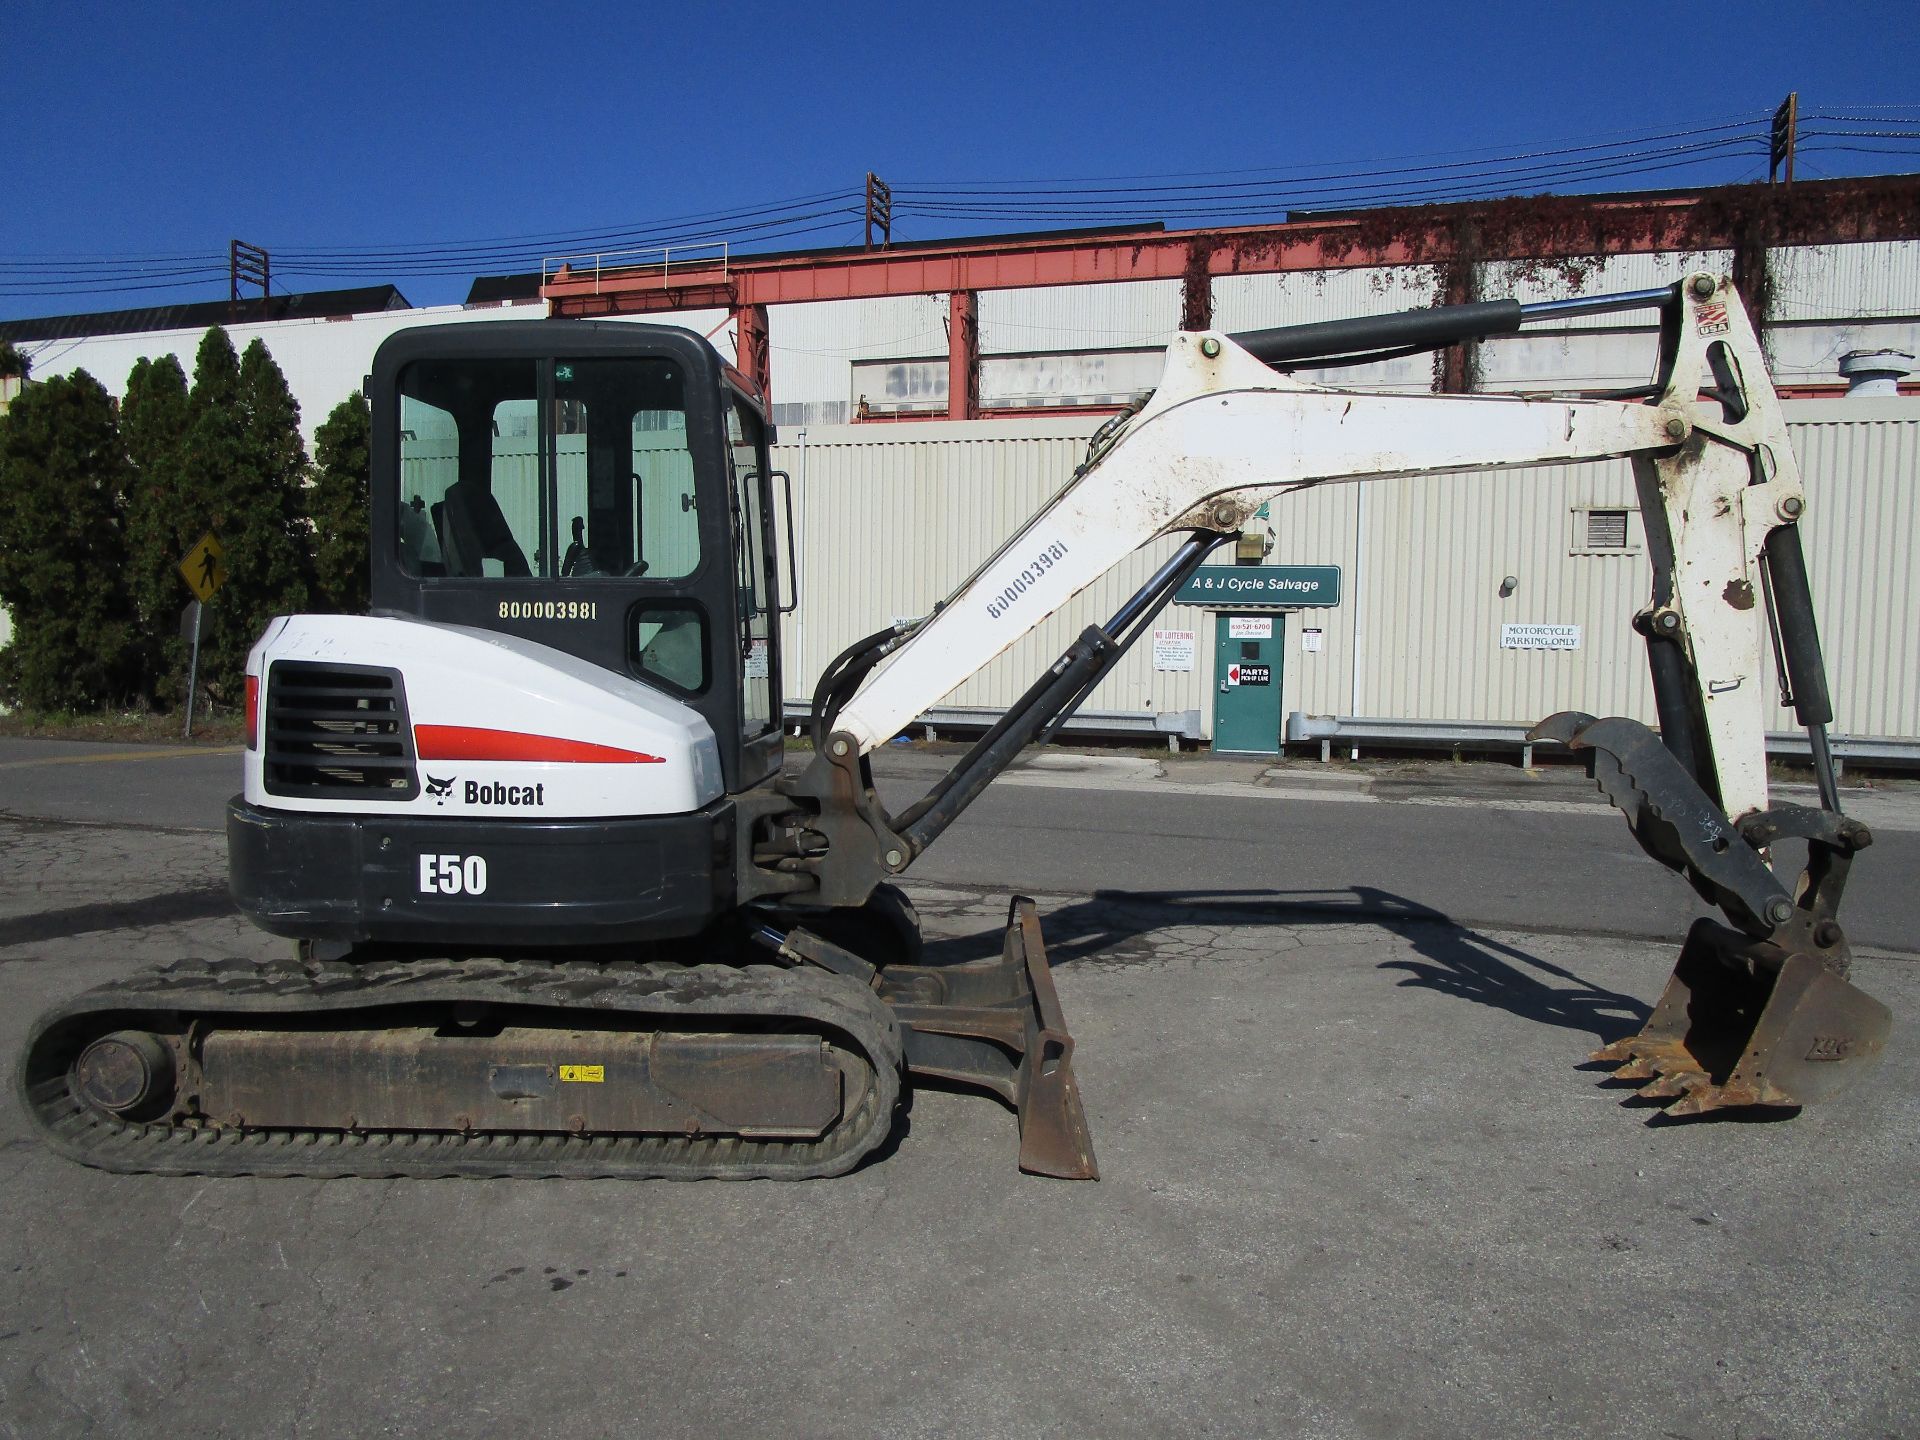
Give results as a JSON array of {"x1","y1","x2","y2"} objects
[{"x1": 0, "y1": 746, "x2": 241, "y2": 769}]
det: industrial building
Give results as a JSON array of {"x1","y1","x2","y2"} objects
[{"x1": 3, "y1": 178, "x2": 1917, "y2": 757}]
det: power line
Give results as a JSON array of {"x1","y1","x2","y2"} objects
[
  {"x1": 893, "y1": 113, "x2": 1774, "y2": 186},
  {"x1": 894, "y1": 138, "x2": 1767, "y2": 217},
  {"x1": 901, "y1": 116, "x2": 1770, "y2": 195},
  {"x1": 270, "y1": 190, "x2": 865, "y2": 262},
  {"x1": 270, "y1": 210, "x2": 869, "y2": 281},
  {"x1": 5, "y1": 106, "x2": 1915, "y2": 308}
]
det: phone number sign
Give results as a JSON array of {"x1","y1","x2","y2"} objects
[{"x1": 1177, "y1": 565, "x2": 1341, "y2": 608}]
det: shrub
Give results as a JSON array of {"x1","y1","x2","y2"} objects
[
  {"x1": 0, "y1": 370, "x2": 143, "y2": 708},
  {"x1": 308, "y1": 391, "x2": 371, "y2": 613}
]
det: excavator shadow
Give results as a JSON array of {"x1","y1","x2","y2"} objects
[
  {"x1": 915, "y1": 889, "x2": 1867, "y2": 1127},
  {"x1": 915, "y1": 885, "x2": 1652, "y2": 1048}
]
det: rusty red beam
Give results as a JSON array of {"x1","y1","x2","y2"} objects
[
  {"x1": 948, "y1": 291, "x2": 979, "y2": 420},
  {"x1": 544, "y1": 212, "x2": 1614, "y2": 314},
  {"x1": 543, "y1": 179, "x2": 1920, "y2": 317}
]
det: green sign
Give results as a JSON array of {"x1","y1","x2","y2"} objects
[{"x1": 1177, "y1": 564, "x2": 1342, "y2": 608}]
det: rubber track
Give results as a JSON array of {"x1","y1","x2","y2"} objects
[{"x1": 18, "y1": 956, "x2": 902, "y2": 1180}]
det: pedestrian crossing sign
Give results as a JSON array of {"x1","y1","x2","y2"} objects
[{"x1": 179, "y1": 531, "x2": 227, "y2": 602}]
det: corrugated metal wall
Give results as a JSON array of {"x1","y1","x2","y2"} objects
[
  {"x1": 773, "y1": 418, "x2": 1207, "y2": 721},
  {"x1": 1784, "y1": 400, "x2": 1920, "y2": 736},
  {"x1": 772, "y1": 399, "x2": 1920, "y2": 743}
]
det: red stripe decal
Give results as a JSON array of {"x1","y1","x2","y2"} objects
[{"x1": 414, "y1": 725, "x2": 663, "y2": 764}]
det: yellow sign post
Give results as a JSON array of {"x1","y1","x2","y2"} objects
[
  {"x1": 178, "y1": 531, "x2": 225, "y2": 738},
  {"x1": 178, "y1": 531, "x2": 227, "y2": 603}
]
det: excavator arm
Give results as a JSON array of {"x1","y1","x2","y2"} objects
[{"x1": 762, "y1": 273, "x2": 1889, "y2": 1119}]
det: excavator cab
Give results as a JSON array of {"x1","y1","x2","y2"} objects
[{"x1": 369, "y1": 321, "x2": 787, "y2": 797}]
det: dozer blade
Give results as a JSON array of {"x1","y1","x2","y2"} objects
[
  {"x1": 878, "y1": 896, "x2": 1099, "y2": 1179},
  {"x1": 1592, "y1": 918, "x2": 1891, "y2": 1115}
]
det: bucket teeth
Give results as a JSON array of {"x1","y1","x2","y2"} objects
[
  {"x1": 1663, "y1": 1088, "x2": 1728, "y2": 1118},
  {"x1": 1591, "y1": 1035, "x2": 1693, "y2": 1080},
  {"x1": 1636, "y1": 1071, "x2": 1703, "y2": 1100}
]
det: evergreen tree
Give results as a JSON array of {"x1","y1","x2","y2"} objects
[
  {"x1": 308, "y1": 391, "x2": 371, "y2": 613},
  {"x1": 0, "y1": 370, "x2": 142, "y2": 709},
  {"x1": 182, "y1": 329, "x2": 310, "y2": 704},
  {"x1": 121, "y1": 354, "x2": 196, "y2": 702}
]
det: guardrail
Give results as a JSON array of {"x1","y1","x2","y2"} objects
[
  {"x1": 784, "y1": 702, "x2": 1204, "y2": 749},
  {"x1": 776, "y1": 698, "x2": 1915, "y2": 769},
  {"x1": 541, "y1": 242, "x2": 730, "y2": 295},
  {"x1": 1285, "y1": 711, "x2": 1920, "y2": 773}
]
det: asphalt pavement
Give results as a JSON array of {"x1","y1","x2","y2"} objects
[{"x1": 0, "y1": 737, "x2": 1915, "y2": 1438}]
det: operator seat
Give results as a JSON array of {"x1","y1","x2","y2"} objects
[{"x1": 440, "y1": 480, "x2": 531, "y2": 578}]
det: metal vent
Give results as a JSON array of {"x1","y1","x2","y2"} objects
[
  {"x1": 263, "y1": 662, "x2": 418, "y2": 800},
  {"x1": 1585, "y1": 509, "x2": 1630, "y2": 549}
]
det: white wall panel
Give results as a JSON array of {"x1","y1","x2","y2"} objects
[
  {"x1": 1211, "y1": 266, "x2": 1437, "y2": 330},
  {"x1": 1478, "y1": 330, "x2": 1665, "y2": 391},
  {"x1": 8, "y1": 300, "x2": 733, "y2": 448},
  {"x1": 979, "y1": 281, "x2": 1181, "y2": 353},
  {"x1": 1211, "y1": 268, "x2": 1439, "y2": 390},
  {"x1": 1771, "y1": 241, "x2": 1920, "y2": 321},
  {"x1": 768, "y1": 296, "x2": 946, "y2": 424}
]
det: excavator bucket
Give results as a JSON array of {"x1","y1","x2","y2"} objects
[
  {"x1": 877, "y1": 897, "x2": 1099, "y2": 1179},
  {"x1": 1593, "y1": 918, "x2": 1891, "y2": 1115},
  {"x1": 1528, "y1": 712, "x2": 1891, "y2": 1116}
]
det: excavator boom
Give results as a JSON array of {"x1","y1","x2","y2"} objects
[{"x1": 778, "y1": 272, "x2": 1889, "y2": 1117}]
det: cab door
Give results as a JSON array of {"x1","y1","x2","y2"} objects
[{"x1": 725, "y1": 394, "x2": 784, "y2": 788}]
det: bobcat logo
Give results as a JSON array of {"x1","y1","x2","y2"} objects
[{"x1": 424, "y1": 775, "x2": 456, "y2": 804}]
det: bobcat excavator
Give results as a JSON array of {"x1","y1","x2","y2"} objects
[{"x1": 19, "y1": 273, "x2": 1892, "y2": 1180}]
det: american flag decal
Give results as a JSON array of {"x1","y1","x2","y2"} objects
[{"x1": 1696, "y1": 301, "x2": 1730, "y2": 337}]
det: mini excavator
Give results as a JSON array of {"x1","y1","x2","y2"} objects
[{"x1": 20, "y1": 274, "x2": 1890, "y2": 1179}]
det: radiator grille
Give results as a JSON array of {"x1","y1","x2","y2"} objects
[{"x1": 263, "y1": 662, "x2": 419, "y2": 800}]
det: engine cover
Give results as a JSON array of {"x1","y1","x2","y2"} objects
[{"x1": 243, "y1": 613, "x2": 722, "y2": 820}]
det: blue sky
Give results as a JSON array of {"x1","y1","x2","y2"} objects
[{"x1": 4, "y1": 0, "x2": 1915, "y2": 317}]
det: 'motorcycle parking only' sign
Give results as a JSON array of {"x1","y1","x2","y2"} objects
[{"x1": 1500, "y1": 623, "x2": 1582, "y2": 651}]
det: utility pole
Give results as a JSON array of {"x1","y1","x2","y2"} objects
[
  {"x1": 1769, "y1": 93, "x2": 1798, "y2": 186},
  {"x1": 864, "y1": 173, "x2": 893, "y2": 251},
  {"x1": 229, "y1": 239, "x2": 270, "y2": 314}
]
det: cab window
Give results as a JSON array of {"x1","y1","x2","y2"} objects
[{"x1": 396, "y1": 357, "x2": 702, "y2": 582}]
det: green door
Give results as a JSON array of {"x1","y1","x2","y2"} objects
[{"x1": 1213, "y1": 612, "x2": 1284, "y2": 754}]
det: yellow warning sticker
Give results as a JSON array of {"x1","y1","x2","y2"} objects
[{"x1": 559, "y1": 1064, "x2": 605, "y2": 1083}]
